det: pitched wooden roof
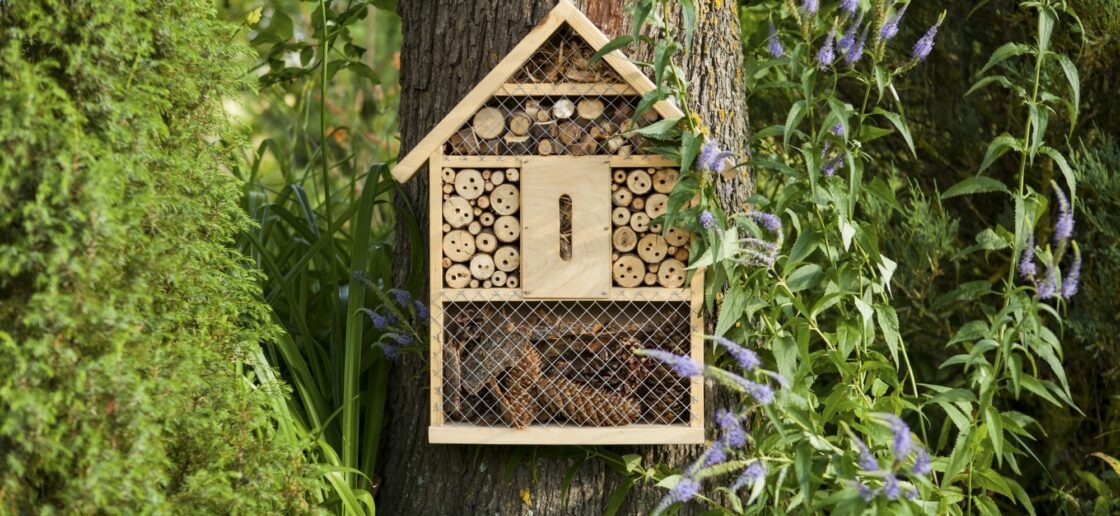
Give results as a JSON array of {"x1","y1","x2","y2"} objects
[{"x1": 390, "y1": 0, "x2": 684, "y2": 183}]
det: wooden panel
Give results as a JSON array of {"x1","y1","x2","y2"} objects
[
  {"x1": 689, "y1": 270, "x2": 704, "y2": 428},
  {"x1": 495, "y1": 83, "x2": 638, "y2": 96},
  {"x1": 429, "y1": 151, "x2": 445, "y2": 426},
  {"x1": 429, "y1": 424, "x2": 704, "y2": 445},
  {"x1": 520, "y1": 157, "x2": 611, "y2": 299}
]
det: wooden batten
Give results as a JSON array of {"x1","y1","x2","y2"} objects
[
  {"x1": 430, "y1": 424, "x2": 703, "y2": 445},
  {"x1": 495, "y1": 83, "x2": 639, "y2": 96}
]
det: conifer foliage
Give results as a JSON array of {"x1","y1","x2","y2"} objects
[{"x1": 0, "y1": 1, "x2": 314, "y2": 511}]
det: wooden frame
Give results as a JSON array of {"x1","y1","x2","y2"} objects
[{"x1": 403, "y1": 0, "x2": 704, "y2": 445}]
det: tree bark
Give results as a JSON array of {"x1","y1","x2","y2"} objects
[{"x1": 386, "y1": 1, "x2": 750, "y2": 513}]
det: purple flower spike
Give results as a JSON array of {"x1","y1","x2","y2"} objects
[
  {"x1": 700, "y1": 210, "x2": 717, "y2": 230},
  {"x1": 823, "y1": 156, "x2": 845, "y2": 177},
  {"x1": 716, "y1": 409, "x2": 748, "y2": 447},
  {"x1": 415, "y1": 300, "x2": 430, "y2": 322},
  {"x1": 714, "y1": 336, "x2": 762, "y2": 371},
  {"x1": 1038, "y1": 267, "x2": 1058, "y2": 299},
  {"x1": 730, "y1": 374, "x2": 775, "y2": 404},
  {"x1": 642, "y1": 349, "x2": 704, "y2": 377},
  {"x1": 841, "y1": 0, "x2": 859, "y2": 14},
  {"x1": 1053, "y1": 186, "x2": 1074, "y2": 244},
  {"x1": 1062, "y1": 245, "x2": 1081, "y2": 299},
  {"x1": 883, "y1": 473, "x2": 901, "y2": 500},
  {"x1": 854, "y1": 437, "x2": 879, "y2": 470},
  {"x1": 912, "y1": 23, "x2": 939, "y2": 61},
  {"x1": 817, "y1": 27, "x2": 837, "y2": 70},
  {"x1": 831, "y1": 122, "x2": 845, "y2": 137},
  {"x1": 880, "y1": 5, "x2": 907, "y2": 41},
  {"x1": 655, "y1": 476, "x2": 700, "y2": 514},
  {"x1": 768, "y1": 23, "x2": 784, "y2": 57},
  {"x1": 883, "y1": 414, "x2": 914, "y2": 458},
  {"x1": 802, "y1": 0, "x2": 819, "y2": 14},
  {"x1": 732, "y1": 462, "x2": 766, "y2": 491},
  {"x1": 696, "y1": 141, "x2": 735, "y2": 174},
  {"x1": 838, "y1": 14, "x2": 862, "y2": 52},
  {"x1": 845, "y1": 26, "x2": 869, "y2": 65},
  {"x1": 1018, "y1": 233, "x2": 1038, "y2": 278},
  {"x1": 855, "y1": 480, "x2": 877, "y2": 501},
  {"x1": 702, "y1": 440, "x2": 727, "y2": 467},
  {"x1": 376, "y1": 342, "x2": 399, "y2": 360},
  {"x1": 360, "y1": 308, "x2": 389, "y2": 330},
  {"x1": 912, "y1": 447, "x2": 932, "y2": 475},
  {"x1": 749, "y1": 212, "x2": 782, "y2": 233},
  {"x1": 390, "y1": 288, "x2": 411, "y2": 304}
]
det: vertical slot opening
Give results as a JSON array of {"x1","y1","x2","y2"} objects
[{"x1": 559, "y1": 194, "x2": 572, "y2": 261}]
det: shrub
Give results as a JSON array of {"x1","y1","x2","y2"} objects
[{"x1": 0, "y1": 1, "x2": 315, "y2": 512}]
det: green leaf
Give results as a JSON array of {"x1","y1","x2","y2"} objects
[
  {"x1": 631, "y1": 116, "x2": 682, "y2": 139},
  {"x1": 680, "y1": 0, "x2": 697, "y2": 51},
  {"x1": 966, "y1": 74, "x2": 1016, "y2": 96},
  {"x1": 1055, "y1": 54, "x2": 1080, "y2": 126},
  {"x1": 942, "y1": 176, "x2": 1010, "y2": 199},
  {"x1": 875, "y1": 304, "x2": 902, "y2": 365},
  {"x1": 979, "y1": 133, "x2": 1021, "y2": 173},
  {"x1": 1038, "y1": 7, "x2": 1056, "y2": 55},
  {"x1": 979, "y1": 43, "x2": 1032, "y2": 74},
  {"x1": 986, "y1": 406, "x2": 1004, "y2": 464},
  {"x1": 715, "y1": 286, "x2": 747, "y2": 337},
  {"x1": 786, "y1": 264, "x2": 824, "y2": 292},
  {"x1": 604, "y1": 478, "x2": 634, "y2": 516},
  {"x1": 679, "y1": 131, "x2": 702, "y2": 175},
  {"x1": 1039, "y1": 146, "x2": 1076, "y2": 204},
  {"x1": 875, "y1": 109, "x2": 916, "y2": 158},
  {"x1": 590, "y1": 35, "x2": 634, "y2": 64},
  {"x1": 784, "y1": 100, "x2": 807, "y2": 148}
]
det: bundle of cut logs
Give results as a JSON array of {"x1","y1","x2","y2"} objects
[
  {"x1": 610, "y1": 168, "x2": 691, "y2": 288},
  {"x1": 446, "y1": 98, "x2": 654, "y2": 157},
  {"x1": 441, "y1": 168, "x2": 521, "y2": 289},
  {"x1": 442, "y1": 304, "x2": 691, "y2": 427}
]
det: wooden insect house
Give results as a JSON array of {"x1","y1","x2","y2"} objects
[{"x1": 391, "y1": 0, "x2": 703, "y2": 445}]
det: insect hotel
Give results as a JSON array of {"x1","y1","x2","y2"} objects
[{"x1": 390, "y1": 0, "x2": 704, "y2": 445}]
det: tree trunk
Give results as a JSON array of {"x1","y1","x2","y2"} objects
[{"x1": 385, "y1": 1, "x2": 750, "y2": 513}]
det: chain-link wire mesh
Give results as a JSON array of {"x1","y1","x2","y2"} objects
[
  {"x1": 443, "y1": 25, "x2": 660, "y2": 157},
  {"x1": 438, "y1": 291, "x2": 694, "y2": 428}
]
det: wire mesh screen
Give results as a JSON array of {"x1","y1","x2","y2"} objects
[
  {"x1": 444, "y1": 95, "x2": 656, "y2": 157},
  {"x1": 513, "y1": 24, "x2": 624, "y2": 84},
  {"x1": 439, "y1": 294, "x2": 694, "y2": 428}
]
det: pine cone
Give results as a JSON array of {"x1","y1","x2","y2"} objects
[
  {"x1": 538, "y1": 374, "x2": 641, "y2": 426},
  {"x1": 490, "y1": 341, "x2": 542, "y2": 428}
]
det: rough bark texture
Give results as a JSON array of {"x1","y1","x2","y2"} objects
[{"x1": 385, "y1": 1, "x2": 750, "y2": 514}]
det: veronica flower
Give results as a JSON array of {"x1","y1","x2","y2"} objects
[
  {"x1": 768, "y1": 23, "x2": 784, "y2": 57},
  {"x1": 732, "y1": 462, "x2": 766, "y2": 491},
  {"x1": 841, "y1": 0, "x2": 859, "y2": 15},
  {"x1": 817, "y1": 27, "x2": 837, "y2": 70},
  {"x1": 1037, "y1": 266, "x2": 1058, "y2": 299},
  {"x1": 856, "y1": 481, "x2": 878, "y2": 501},
  {"x1": 390, "y1": 288, "x2": 411, "y2": 305},
  {"x1": 749, "y1": 211, "x2": 782, "y2": 233},
  {"x1": 854, "y1": 437, "x2": 879, "y2": 470},
  {"x1": 912, "y1": 447, "x2": 932, "y2": 475},
  {"x1": 641, "y1": 349, "x2": 703, "y2": 377},
  {"x1": 716, "y1": 409, "x2": 747, "y2": 447},
  {"x1": 376, "y1": 342, "x2": 398, "y2": 360},
  {"x1": 911, "y1": 23, "x2": 939, "y2": 61},
  {"x1": 1018, "y1": 233, "x2": 1038, "y2": 278},
  {"x1": 1062, "y1": 244, "x2": 1081, "y2": 299},
  {"x1": 729, "y1": 374, "x2": 775, "y2": 404},
  {"x1": 713, "y1": 336, "x2": 762, "y2": 371},
  {"x1": 388, "y1": 332, "x2": 413, "y2": 346},
  {"x1": 802, "y1": 0, "x2": 819, "y2": 15},
  {"x1": 845, "y1": 26, "x2": 869, "y2": 65},
  {"x1": 360, "y1": 308, "x2": 389, "y2": 330},
  {"x1": 702, "y1": 440, "x2": 727, "y2": 467},
  {"x1": 700, "y1": 210, "x2": 717, "y2": 230},
  {"x1": 415, "y1": 300, "x2": 430, "y2": 322},
  {"x1": 823, "y1": 156, "x2": 845, "y2": 177},
  {"x1": 904, "y1": 487, "x2": 919, "y2": 500},
  {"x1": 838, "y1": 14, "x2": 862, "y2": 52},
  {"x1": 831, "y1": 122, "x2": 845, "y2": 137},
  {"x1": 883, "y1": 473, "x2": 901, "y2": 500},
  {"x1": 696, "y1": 141, "x2": 735, "y2": 174},
  {"x1": 1053, "y1": 186, "x2": 1074, "y2": 244},
  {"x1": 880, "y1": 5, "x2": 907, "y2": 41},
  {"x1": 654, "y1": 476, "x2": 700, "y2": 514},
  {"x1": 883, "y1": 414, "x2": 914, "y2": 458}
]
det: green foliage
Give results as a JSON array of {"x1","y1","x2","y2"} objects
[{"x1": 0, "y1": 0, "x2": 319, "y2": 512}]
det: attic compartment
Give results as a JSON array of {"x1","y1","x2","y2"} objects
[{"x1": 445, "y1": 95, "x2": 658, "y2": 157}]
